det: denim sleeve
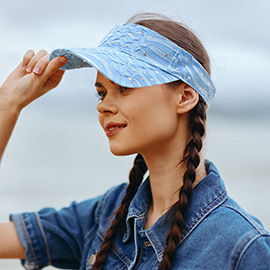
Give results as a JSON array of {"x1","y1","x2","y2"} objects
[
  {"x1": 10, "y1": 195, "x2": 102, "y2": 270},
  {"x1": 237, "y1": 235, "x2": 270, "y2": 270}
]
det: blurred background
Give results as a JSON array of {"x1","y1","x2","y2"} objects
[{"x1": 0, "y1": 0, "x2": 269, "y2": 269}]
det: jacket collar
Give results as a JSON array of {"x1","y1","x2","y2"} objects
[{"x1": 123, "y1": 160, "x2": 228, "y2": 261}]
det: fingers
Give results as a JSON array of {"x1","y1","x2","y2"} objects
[
  {"x1": 32, "y1": 54, "x2": 50, "y2": 75},
  {"x1": 41, "y1": 56, "x2": 68, "y2": 80},
  {"x1": 21, "y1": 50, "x2": 67, "y2": 78},
  {"x1": 22, "y1": 50, "x2": 48, "y2": 73},
  {"x1": 19, "y1": 49, "x2": 68, "y2": 94},
  {"x1": 22, "y1": 50, "x2": 35, "y2": 70}
]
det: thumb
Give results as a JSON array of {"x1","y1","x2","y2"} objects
[{"x1": 41, "y1": 56, "x2": 68, "y2": 81}]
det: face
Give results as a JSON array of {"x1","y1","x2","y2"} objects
[{"x1": 96, "y1": 72, "x2": 181, "y2": 156}]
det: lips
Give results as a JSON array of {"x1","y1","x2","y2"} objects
[{"x1": 105, "y1": 122, "x2": 127, "y2": 137}]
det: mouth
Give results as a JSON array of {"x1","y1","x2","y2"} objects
[{"x1": 105, "y1": 122, "x2": 127, "y2": 137}]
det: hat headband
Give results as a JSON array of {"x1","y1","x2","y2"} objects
[{"x1": 50, "y1": 23, "x2": 216, "y2": 106}]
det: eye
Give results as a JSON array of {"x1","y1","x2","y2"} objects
[
  {"x1": 119, "y1": 86, "x2": 129, "y2": 93},
  {"x1": 96, "y1": 90, "x2": 107, "y2": 101}
]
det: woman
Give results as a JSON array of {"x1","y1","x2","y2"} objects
[{"x1": 0, "y1": 13, "x2": 269, "y2": 270}]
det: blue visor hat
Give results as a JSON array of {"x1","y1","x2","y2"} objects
[{"x1": 50, "y1": 23, "x2": 216, "y2": 106}]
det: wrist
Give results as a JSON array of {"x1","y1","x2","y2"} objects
[{"x1": 0, "y1": 92, "x2": 22, "y2": 116}]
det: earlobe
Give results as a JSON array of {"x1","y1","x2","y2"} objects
[{"x1": 176, "y1": 84, "x2": 199, "y2": 114}]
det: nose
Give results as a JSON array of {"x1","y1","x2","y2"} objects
[{"x1": 96, "y1": 94, "x2": 118, "y2": 115}]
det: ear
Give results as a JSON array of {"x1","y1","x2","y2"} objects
[{"x1": 176, "y1": 83, "x2": 199, "y2": 114}]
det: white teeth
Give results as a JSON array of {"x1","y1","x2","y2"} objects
[
  {"x1": 107, "y1": 125, "x2": 126, "y2": 131},
  {"x1": 108, "y1": 127, "x2": 118, "y2": 131}
]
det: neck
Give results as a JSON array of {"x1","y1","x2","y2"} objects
[{"x1": 142, "y1": 147, "x2": 206, "y2": 229}]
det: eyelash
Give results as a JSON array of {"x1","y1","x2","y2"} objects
[
  {"x1": 119, "y1": 86, "x2": 128, "y2": 93},
  {"x1": 96, "y1": 91, "x2": 106, "y2": 101},
  {"x1": 96, "y1": 86, "x2": 129, "y2": 101}
]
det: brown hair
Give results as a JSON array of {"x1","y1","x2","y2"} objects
[{"x1": 93, "y1": 12, "x2": 209, "y2": 270}]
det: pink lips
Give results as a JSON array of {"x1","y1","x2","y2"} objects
[{"x1": 105, "y1": 122, "x2": 127, "y2": 137}]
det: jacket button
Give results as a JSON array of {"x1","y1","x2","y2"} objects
[
  {"x1": 144, "y1": 241, "x2": 151, "y2": 247},
  {"x1": 88, "y1": 250, "x2": 97, "y2": 266}
]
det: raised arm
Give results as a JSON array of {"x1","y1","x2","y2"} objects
[
  {"x1": 0, "y1": 50, "x2": 67, "y2": 163},
  {"x1": 0, "y1": 50, "x2": 67, "y2": 258}
]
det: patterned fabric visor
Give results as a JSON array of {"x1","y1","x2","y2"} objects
[{"x1": 50, "y1": 23, "x2": 216, "y2": 106}]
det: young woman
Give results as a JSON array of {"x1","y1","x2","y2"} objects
[{"x1": 0, "y1": 13, "x2": 269, "y2": 270}]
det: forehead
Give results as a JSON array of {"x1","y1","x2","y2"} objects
[{"x1": 95, "y1": 72, "x2": 119, "y2": 87}]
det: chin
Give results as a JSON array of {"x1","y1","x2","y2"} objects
[{"x1": 109, "y1": 144, "x2": 138, "y2": 156}]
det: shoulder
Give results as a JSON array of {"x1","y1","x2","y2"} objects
[
  {"x1": 209, "y1": 197, "x2": 270, "y2": 269},
  {"x1": 235, "y1": 233, "x2": 270, "y2": 269},
  {"x1": 217, "y1": 197, "x2": 268, "y2": 236},
  {"x1": 95, "y1": 183, "x2": 128, "y2": 227}
]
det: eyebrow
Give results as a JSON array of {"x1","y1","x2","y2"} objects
[
  {"x1": 94, "y1": 80, "x2": 118, "y2": 88},
  {"x1": 94, "y1": 82, "x2": 103, "y2": 88}
]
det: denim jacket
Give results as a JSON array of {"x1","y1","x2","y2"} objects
[{"x1": 11, "y1": 161, "x2": 270, "y2": 270}]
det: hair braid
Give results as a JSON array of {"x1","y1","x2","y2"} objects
[
  {"x1": 158, "y1": 97, "x2": 207, "y2": 270},
  {"x1": 93, "y1": 154, "x2": 147, "y2": 270},
  {"x1": 94, "y1": 12, "x2": 211, "y2": 270}
]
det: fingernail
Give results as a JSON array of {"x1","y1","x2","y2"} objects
[
  {"x1": 26, "y1": 66, "x2": 32, "y2": 73},
  {"x1": 33, "y1": 67, "x2": 41, "y2": 74},
  {"x1": 59, "y1": 56, "x2": 68, "y2": 64},
  {"x1": 22, "y1": 64, "x2": 27, "y2": 70}
]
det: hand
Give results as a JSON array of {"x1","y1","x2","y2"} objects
[{"x1": 0, "y1": 49, "x2": 68, "y2": 112}]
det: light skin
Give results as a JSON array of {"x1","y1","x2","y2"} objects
[
  {"x1": 95, "y1": 72, "x2": 206, "y2": 229},
  {"x1": 0, "y1": 50, "x2": 67, "y2": 259},
  {"x1": 0, "y1": 52, "x2": 206, "y2": 259}
]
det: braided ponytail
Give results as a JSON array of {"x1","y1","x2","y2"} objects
[
  {"x1": 94, "y1": 12, "x2": 211, "y2": 270},
  {"x1": 127, "y1": 14, "x2": 210, "y2": 269},
  {"x1": 93, "y1": 154, "x2": 147, "y2": 270},
  {"x1": 158, "y1": 96, "x2": 207, "y2": 270}
]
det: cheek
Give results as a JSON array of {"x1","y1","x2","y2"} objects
[
  {"x1": 98, "y1": 113, "x2": 104, "y2": 130},
  {"x1": 126, "y1": 101, "x2": 177, "y2": 139}
]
